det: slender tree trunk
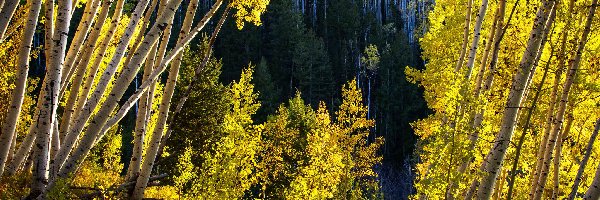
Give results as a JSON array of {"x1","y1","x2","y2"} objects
[
  {"x1": 506, "y1": 55, "x2": 552, "y2": 199},
  {"x1": 464, "y1": 0, "x2": 489, "y2": 79},
  {"x1": 530, "y1": 0, "x2": 574, "y2": 193},
  {"x1": 474, "y1": 1, "x2": 555, "y2": 198},
  {"x1": 569, "y1": 118, "x2": 600, "y2": 200},
  {"x1": 125, "y1": 42, "x2": 157, "y2": 181},
  {"x1": 31, "y1": 0, "x2": 73, "y2": 196},
  {"x1": 0, "y1": 0, "x2": 39, "y2": 177},
  {"x1": 552, "y1": 111, "x2": 573, "y2": 199},
  {"x1": 0, "y1": 0, "x2": 18, "y2": 42},
  {"x1": 53, "y1": 0, "x2": 150, "y2": 173},
  {"x1": 534, "y1": 0, "x2": 596, "y2": 197},
  {"x1": 584, "y1": 142, "x2": 600, "y2": 200},
  {"x1": 57, "y1": 0, "x2": 184, "y2": 180},
  {"x1": 131, "y1": 5, "x2": 229, "y2": 200},
  {"x1": 59, "y1": 0, "x2": 101, "y2": 95},
  {"x1": 71, "y1": 0, "x2": 125, "y2": 120},
  {"x1": 59, "y1": 0, "x2": 113, "y2": 143},
  {"x1": 455, "y1": 0, "x2": 473, "y2": 73}
]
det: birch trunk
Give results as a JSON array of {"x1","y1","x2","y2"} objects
[
  {"x1": 455, "y1": 0, "x2": 473, "y2": 73},
  {"x1": 530, "y1": 0, "x2": 574, "y2": 192},
  {"x1": 534, "y1": 0, "x2": 596, "y2": 197},
  {"x1": 125, "y1": 43, "x2": 158, "y2": 181},
  {"x1": 72, "y1": 0, "x2": 125, "y2": 120},
  {"x1": 100, "y1": 0, "x2": 224, "y2": 135},
  {"x1": 0, "y1": 0, "x2": 40, "y2": 177},
  {"x1": 53, "y1": 0, "x2": 149, "y2": 172},
  {"x1": 57, "y1": 0, "x2": 184, "y2": 179},
  {"x1": 464, "y1": 0, "x2": 489, "y2": 79},
  {"x1": 31, "y1": 0, "x2": 73, "y2": 195},
  {"x1": 569, "y1": 118, "x2": 600, "y2": 200},
  {"x1": 0, "y1": 0, "x2": 18, "y2": 41},
  {"x1": 132, "y1": 5, "x2": 229, "y2": 199},
  {"x1": 474, "y1": 1, "x2": 555, "y2": 198},
  {"x1": 59, "y1": 0, "x2": 102, "y2": 95},
  {"x1": 59, "y1": 0, "x2": 113, "y2": 142},
  {"x1": 551, "y1": 112, "x2": 573, "y2": 199},
  {"x1": 584, "y1": 139, "x2": 600, "y2": 200}
]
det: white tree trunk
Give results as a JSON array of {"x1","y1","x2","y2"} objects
[
  {"x1": 474, "y1": 1, "x2": 555, "y2": 198},
  {"x1": 0, "y1": 0, "x2": 40, "y2": 177},
  {"x1": 455, "y1": 0, "x2": 473, "y2": 73},
  {"x1": 551, "y1": 112, "x2": 573, "y2": 199},
  {"x1": 463, "y1": 0, "x2": 489, "y2": 79},
  {"x1": 59, "y1": 0, "x2": 113, "y2": 142},
  {"x1": 0, "y1": 0, "x2": 18, "y2": 41},
  {"x1": 534, "y1": 0, "x2": 595, "y2": 197},
  {"x1": 53, "y1": 0, "x2": 149, "y2": 173}
]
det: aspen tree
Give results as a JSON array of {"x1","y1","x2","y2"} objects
[
  {"x1": 59, "y1": 0, "x2": 102, "y2": 94},
  {"x1": 569, "y1": 118, "x2": 600, "y2": 200},
  {"x1": 31, "y1": 0, "x2": 73, "y2": 195},
  {"x1": 455, "y1": 0, "x2": 474, "y2": 72},
  {"x1": 52, "y1": 0, "x2": 150, "y2": 172},
  {"x1": 0, "y1": 0, "x2": 40, "y2": 177},
  {"x1": 71, "y1": 0, "x2": 125, "y2": 120},
  {"x1": 464, "y1": 0, "x2": 489, "y2": 79},
  {"x1": 533, "y1": 0, "x2": 596, "y2": 197},
  {"x1": 0, "y1": 0, "x2": 17, "y2": 41},
  {"x1": 131, "y1": 4, "x2": 229, "y2": 199},
  {"x1": 474, "y1": 1, "x2": 555, "y2": 198},
  {"x1": 552, "y1": 112, "x2": 573, "y2": 199},
  {"x1": 58, "y1": 0, "x2": 113, "y2": 141},
  {"x1": 584, "y1": 137, "x2": 600, "y2": 199}
]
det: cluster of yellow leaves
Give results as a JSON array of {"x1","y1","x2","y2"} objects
[
  {"x1": 408, "y1": 0, "x2": 600, "y2": 198},
  {"x1": 231, "y1": 0, "x2": 270, "y2": 29}
]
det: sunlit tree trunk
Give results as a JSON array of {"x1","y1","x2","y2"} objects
[
  {"x1": 533, "y1": 0, "x2": 595, "y2": 198},
  {"x1": 551, "y1": 111, "x2": 573, "y2": 199},
  {"x1": 53, "y1": 0, "x2": 150, "y2": 173},
  {"x1": 71, "y1": 0, "x2": 125, "y2": 120},
  {"x1": 131, "y1": 3, "x2": 227, "y2": 200},
  {"x1": 463, "y1": 0, "x2": 489, "y2": 79},
  {"x1": 59, "y1": 0, "x2": 113, "y2": 142},
  {"x1": 0, "y1": 0, "x2": 40, "y2": 177},
  {"x1": 455, "y1": 0, "x2": 473, "y2": 72},
  {"x1": 584, "y1": 141, "x2": 600, "y2": 199},
  {"x1": 57, "y1": 0, "x2": 184, "y2": 180},
  {"x1": 569, "y1": 118, "x2": 600, "y2": 200},
  {"x1": 31, "y1": 0, "x2": 73, "y2": 196},
  {"x1": 474, "y1": 1, "x2": 555, "y2": 198},
  {"x1": 59, "y1": 0, "x2": 101, "y2": 94},
  {"x1": 0, "y1": 0, "x2": 18, "y2": 41}
]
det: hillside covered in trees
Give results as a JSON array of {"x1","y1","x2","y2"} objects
[{"x1": 0, "y1": 0, "x2": 599, "y2": 199}]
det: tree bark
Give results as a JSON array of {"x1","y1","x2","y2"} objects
[
  {"x1": 584, "y1": 138, "x2": 600, "y2": 200},
  {"x1": 534, "y1": 0, "x2": 596, "y2": 197},
  {"x1": 0, "y1": 0, "x2": 40, "y2": 177},
  {"x1": 569, "y1": 118, "x2": 600, "y2": 199},
  {"x1": 59, "y1": 0, "x2": 113, "y2": 143},
  {"x1": 455, "y1": 0, "x2": 473, "y2": 73},
  {"x1": 0, "y1": 0, "x2": 18, "y2": 42},
  {"x1": 464, "y1": 0, "x2": 489, "y2": 79},
  {"x1": 53, "y1": 0, "x2": 149, "y2": 173},
  {"x1": 551, "y1": 111, "x2": 573, "y2": 199},
  {"x1": 474, "y1": 1, "x2": 555, "y2": 198}
]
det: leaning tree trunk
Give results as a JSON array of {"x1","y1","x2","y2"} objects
[
  {"x1": 551, "y1": 111, "x2": 573, "y2": 199},
  {"x1": 71, "y1": 0, "x2": 125, "y2": 120},
  {"x1": 463, "y1": 0, "x2": 489, "y2": 79},
  {"x1": 131, "y1": 3, "x2": 226, "y2": 200},
  {"x1": 455, "y1": 0, "x2": 473, "y2": 72},
  {"x1": 533, "y1": 0, "x2": 596, "y2": 198},
  {"x1": 584, "y1": 136, "x2": 600, "y2": 199},
  {"x1": 52, "y1": 0, "x2": 150, "y2": 173},
  {"x1": 569, "y1": 118, "x2": 600, "y2": 200},
  {"x1": 58, "y1": 0, "x2": 113, "y2": 142},
  {"x1": 0, "y1": 0, "x2": 18, "y2": 41},
  {"x1": 474, "y1": 1, "x2": 555, "y2": 198},
  {"x1": 57, "y1": 0, "x2": 185, "y2": 180},
  {"x1": 31, "y1": 0, "x2": 73, "y2": 196},
  {"x1": 0, "y1": 0, "x2": 40, "y2": 177},
  {"x1": 59, "y1": 0, "x2": 101, "y2": 95}
]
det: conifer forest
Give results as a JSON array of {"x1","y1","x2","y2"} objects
[{"x1": 0, "y1": 0, "x2": 599, "y2": 198}]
